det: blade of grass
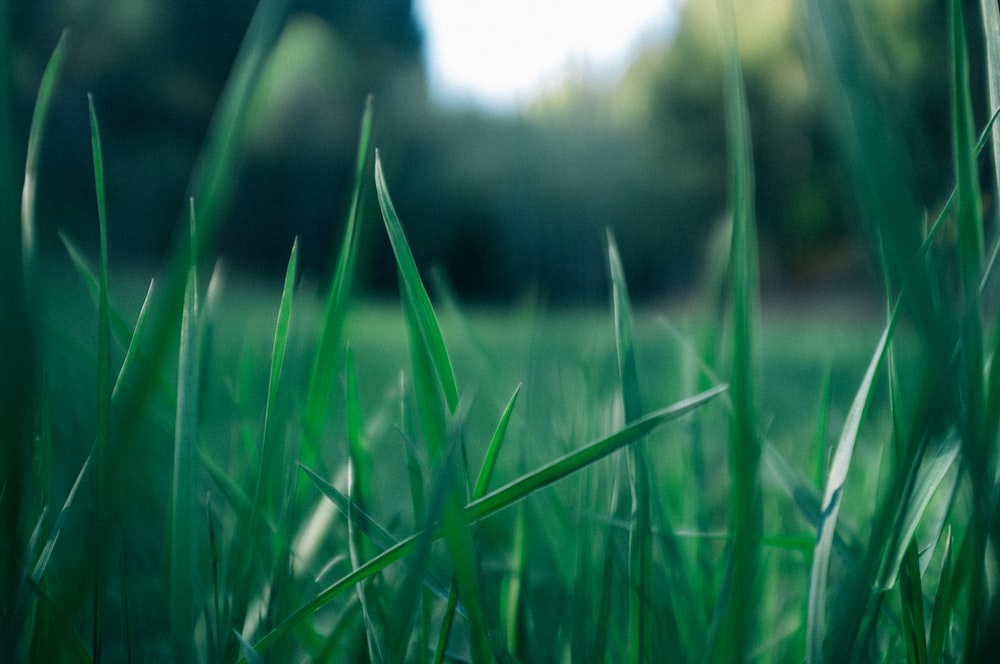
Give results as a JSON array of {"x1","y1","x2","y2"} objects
[
  {"x1": 375, "y1": 149, "x2": 490, "y2": 655},
  {"x1": 807, "y1": 315, "x2": 894, "y2": 664},
  {"x1": 927, "y1": 526, "x2": 954, "y2": 664},
  {"x1": 21, "y1": 30, "x2": 68, "y2": 303},
  {"x1": 899, "y1": 541, "x2": 928, "y2": 664},
  {"x1": 472, "y1": 385, "x2": 521, "y2": 498},
  {"x1": 87, "y1": 91, "x2": 115, "y2": 660},
  {"x1": 874, "y1": 434, "x2": 960, "y2": 590},
  {"x1": 374, "y1": 150, "x2": 459, "y2": 415},
  {"x1": 244, "y1": 385, "x2": 726, "y2": 658},
  {"x1": 246, "y1": 239, "x2": 298, "y2": 544},
  {"x1": 607, "y1": 229, "x2": 652, "y2": 663},
  {"x1": 950, "y1": 2, "x2": 991, "y2": 656},
  {"x1": 438, "y1": 384, "x2": 521, "y2": 662},
  {"x1": 169, "y1": 200, "x2": 202, "y2": 660},
  {"x1": 707, "y1": 1, "x2": 762, "y2": 660}
]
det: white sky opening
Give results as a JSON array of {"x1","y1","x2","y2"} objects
[{"x1": 415, "y1": 0, "x2": 682, "y2": 111}]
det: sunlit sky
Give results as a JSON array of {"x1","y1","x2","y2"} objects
[{"x1": 415, "y1": 0, "x2": 681, "y2": 110}]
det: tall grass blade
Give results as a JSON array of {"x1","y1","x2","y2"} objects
[
  {"x1": 375, "y1": 151, "x2": 459, "y2": 415},
  {"x1": 806, "y1": 318, "x2": 893, "y2": 664},
  {"x1": 607, "y1": 229, "x2": 652, "y2": 663},
  {"x1": 950, "y1": 1, "x2": 991, "y2": 656},
  {"x1": 707, "y1": 0, "x2": 762, "y2": 660},
  {"x1": 169, "y1": 201, "x2": 202, "y2": 659},
  {"x1": 88, "y1": 91, "x2": 114, "y2": 659},
  {"x1": 303, "y1": 96, "x2": 374, "y2": 446},
  {"x1": 244, "y1": 385, "x2": 725, "y2": 658},
  {"x1": 377, "y1": 148, "x2": 487, "y2": 656},
  {"x1": 246, "y1": 239, "x2": 297, "y2": 542}
]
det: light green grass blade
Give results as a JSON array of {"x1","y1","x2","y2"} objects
[
  {"x1": 464, "y1": 386, "x2": 725, "y2": 523},
  {"x1": 244, "y1": 385, "x2": 725, "y2": 658},
  {"x1": 807, "y1": 318, "x2": 893, "y2": 664},
  {"x1": 169, "y1": 202, "x2": 202, "y2": 660},
  {"x1": 472, "y1": 385, "x2": 521, "y2": 502},
  {"x1": 708, "y1": 1, "x2": 762, "y2": 660},
  {"x1": 874, "y1": 434, "x2": 960, "y2": 590},
  {"x1": 500, "y1": 500, "x2": 527, "y2": 655},
  {"x1": 21, "y1": 30, "x2": 68, "y2": 302},
  {"x1": 438, "y1": 384, "x2": 521, "y2": 662},
  {"x1": 607, "y1": 229, "x2": 652, "y2": 663},
  {"x1": 303, "y1": 96, "x2": 374, "y2": 446},
  {"x1": 247, "y1": 239, "x2": 298, "y2": 539},
  {"x1": 375, "y1": 151, "x2": 459, "y2": 415},
  {"x1": 264, "y1": 238, "x2": 297, "y2": 450}
]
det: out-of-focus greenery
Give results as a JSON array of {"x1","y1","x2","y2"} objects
[{"x1": 5, "y1": 0, "x2": 978, "y2": 303}]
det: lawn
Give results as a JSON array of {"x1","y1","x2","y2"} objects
[{"x1": 3, "y1": 0, "x2": 1000, "y2": 661}]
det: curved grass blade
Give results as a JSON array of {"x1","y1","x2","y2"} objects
[
  {"x1": 243, "y1": 385, "x2": 726, "y2": 659},
  {"x1": 374, "y1": 151, "x2": 459, "y2": 414},
  {"x1": 21, "y1": 30, "x2": 69, "y2": 303},
  {"x1": 874, "y1": 434, "x2": 960, "y2": 590},
  {"x1": 806, "y1": 316, "x2": 894, "y2": 664}
]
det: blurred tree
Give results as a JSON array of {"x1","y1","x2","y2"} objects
[
  {"x1": 614, "y1": 0, "x2": 960, "y2": 292},
  {"x1": 8, "y1": 0, "x2": 425, "y2": 277},
  {"x1": 6, "y1": 0, "x2": 983, "y2": 303}
]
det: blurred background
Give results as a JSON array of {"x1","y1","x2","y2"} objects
[{"x1": 0, "y1": 0, "x2": 983, "y2": 305}]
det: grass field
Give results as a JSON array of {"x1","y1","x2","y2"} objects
[{"x1": 4, "y1": 0, "x2": 1000, "y2": 661}]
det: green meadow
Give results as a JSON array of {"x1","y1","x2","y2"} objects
[{"x1": 4, "y1": 0, "x2": 1000, "y2": 661}]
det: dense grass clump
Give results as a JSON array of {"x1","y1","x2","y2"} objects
[{"x1": 3, "y1": 0, "x2": 1000, "y2": 661}]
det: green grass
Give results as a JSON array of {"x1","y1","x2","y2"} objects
[{"x1": 4, "y1": 1, "x2": 1000, "y2": 662}]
